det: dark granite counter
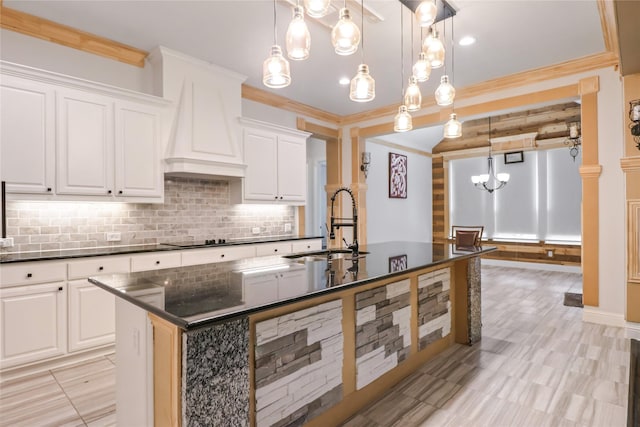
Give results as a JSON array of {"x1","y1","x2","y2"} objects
[
  {"x1": 88, "y1": 241, "x2": 495, "y2": 330},
  {"x1": 0, "y1": 235, "x2": 322, "y2": 263}
]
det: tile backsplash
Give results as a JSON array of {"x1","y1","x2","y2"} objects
[{"x1": 3, "y1": 177, "x2": 297, "y2": 253}]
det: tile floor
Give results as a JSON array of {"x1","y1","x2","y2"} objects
[{"x1": 0, "y1": 265, "x2": 630, "y2": 427}]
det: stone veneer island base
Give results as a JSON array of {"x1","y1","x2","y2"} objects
[{"x1": 92, "y1": 242, "x2": 492, "y2": 426}]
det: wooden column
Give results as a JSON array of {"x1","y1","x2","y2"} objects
[
  {"x1": 350, "y1": 127, "x2": 368, "y2": 247},
  {"x1": 579, "y1": 76, "x2": 601, "y2": 307},
  {"x1": 621, "y1": 74, "x2": 640, "y2": 322}
]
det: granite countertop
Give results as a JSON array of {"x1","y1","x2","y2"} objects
[
  {"x1": 0, "y1": 235, "x2": 323, "y2": 263},
  {"x1": 88, "y1": 241, "x2": 496, "y2": 330}
]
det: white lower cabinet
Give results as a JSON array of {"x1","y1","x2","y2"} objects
[
  {"x1": 67, "y1": 280, "x2": 115, "y2": 352},
  {"x1": 0, "y1": 282, "x2": 67, "y2": 369}
]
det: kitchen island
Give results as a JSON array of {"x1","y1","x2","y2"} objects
[{"x1": 89, "y1": 241, "x2": 495, "y2": 427}]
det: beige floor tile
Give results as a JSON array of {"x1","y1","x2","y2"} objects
[{"x1": 85, "y1": 411, "x2": 116, "y2": 427}]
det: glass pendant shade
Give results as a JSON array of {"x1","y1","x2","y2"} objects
[
  {"x1": 404, "y1": 76, "x2": 422, "y2": 112},
  {"x1": 425, "y1": 32, "x2": 445, "y2": 68},
  {"x1": 394, "y1": 105, "x2": 413, "y2": 132},
  {"x1": 286, "y1": 6, "x2": 310, "y2": 60},
  {"x1": 331, "y1": 8, "x2": 360, "y2": 56},
  {"x1": 415, "y1": 1, "x2": 437, "y2": 28},
  {"x1": 350, "y1": 64, "x2": 375, "y2": 102},
  {"x1": 304, "y1": 0, "x2": 331, "y2": 18},
  {"x1": 263, "y1": 45, "x2": 291, "y2": 88},
  {"x1": 443, "y1": 113, "x2": 462, "y2": 138},
  {"x1": 412, "y1": 52, "x2": 431, "y2": 82},
  {"x1": 435, "y1": 75, "x2": 455, "y2": 106}
]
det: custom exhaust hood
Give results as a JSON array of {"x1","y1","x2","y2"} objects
[{"x1": 148, "y1": 46, "x2": 247, "y2": 179}]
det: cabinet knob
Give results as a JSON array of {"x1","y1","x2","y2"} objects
[
  {"x1": 98, "y1": 266, "x2": 104, "y2": 271},
  {"x1": 118, "y1": 190, "x2": 123, "y2": 195},
  {"x1": 58, "y1": 287, "x2": 63, "y2": 291},
  {"x1": 274, "y1": 249, "x2": 278, "y2": 252},
  {"x1": 279, "y1": 196, "x2": 283, "y2": 200},
  {"x1": 220, "y1": 254, "x2": 225, "y2": 258},
  {"x1": 155, "y1": 260, "x2": 160, "y2": 265},
  {"x1": 26, "y1": 273, "x2": 32, "y2": 278},
  {"x1": 274, "y1": 196, "x2": 278, "y2": 199},
  {"x1": 107, "y1": 190, "x2": 112, "y2": 194},
  {"x1": 47, "y1": 187, "x2": 52, "y2": 192}
]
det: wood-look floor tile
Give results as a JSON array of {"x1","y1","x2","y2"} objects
[
  {"x1": 52, "y1": 358, "x2": 114, "y2": 385},
  {"x1": 85, "y1": 411, "x2": 116, "y2": 427},
  {"x1": 60, "y1": 368, "x2": 115, "y2": 423}
]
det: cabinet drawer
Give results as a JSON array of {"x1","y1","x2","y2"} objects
[
  {"x1": 1, "y1": 262, "x2": 67, "y2": 288},
  {"x1": 131, "y1": 252, "x2": 182, "y2": 272},
  {"x1": 181, "y1": 245, "x2": 256, "y2": 267},
  {"x1": 68, "y1": 256, "x2": 130, "y2": 279},
  {"x1": 291, "y1": 239, "x2": 322, "y2": 253},
  {"x1": 255, "y1": 242, "x2": 292, "y2": 257}
]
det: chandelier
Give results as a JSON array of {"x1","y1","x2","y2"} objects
[{"x1": 471, "y1": 117, "x2": 510, "y2": 193}]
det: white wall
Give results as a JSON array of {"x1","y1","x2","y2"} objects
[
  {"x1": 305, "y1": 138, "x2": 326, "y2": 239},
  {"x1": 366, "y1": 141, "x2": 432, "y2": 244}
]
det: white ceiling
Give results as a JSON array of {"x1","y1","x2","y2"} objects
[{"x1": 5, "y1": 0, "x2": 605, "y2": 118}]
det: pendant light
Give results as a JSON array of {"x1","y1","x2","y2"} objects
[
  {"x1": 404, "y1": 17, "x2": 421, "y2": 111},
  {"x1": 304, "y1": 0, "x2": 330, "y2": 18},
  {"x1": 395, "y1": 5, "x2": 412, "y2": 133},
  {"x1": 413, "y1": 52, "x2": 431, "y2": 82},
  {"x1": 286, "y1": 3, "x2": 310, "y2": 60},
  {"x1": 263, "y1": 0, "x2": 291, "y2": 88},
  {"x1": 435, "y1": 18, "x2": 455, "y2": 105},
  {"x1": 350, "y1": 0, "x2": 375, "y2": 102},
  {"x1": 444, "y1": 113, "x2": 462, "y2": 138},
  {"x1": 443, "y1": 18, "x2": 461, "y2": 138},
  {"x1": 415, "y1": 0, "x2": 437, "y2": 28},
  {"x1": 425, "y1": 27, "x2": 445, "y2": 69},
  {"x1": 331, "y1": 1, "x2": 360, "y2": 56}
]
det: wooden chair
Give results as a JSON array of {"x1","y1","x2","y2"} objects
[{"x1": 451, "y1": 225, "x2": 484, "y2": 247}]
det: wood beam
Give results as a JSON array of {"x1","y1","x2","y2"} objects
[
  {"x1": 0, "y1": 5, "x2": 148, "y2": 67},
  {"x1": 597, "y1": 0, "x2": 620, "y2": 57}
]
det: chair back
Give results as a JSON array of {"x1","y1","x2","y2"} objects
[{"x1": 451, "y1": 225, "x2": 484, "y2": 247}]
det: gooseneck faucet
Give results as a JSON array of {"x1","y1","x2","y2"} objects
[{"x1": 329, "y1": 187, "x2": 359, "y2": 258}]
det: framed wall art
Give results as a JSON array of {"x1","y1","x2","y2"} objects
[
  {"x1": 389, "y1": 255, "x2": 408, "y2": 273},
  {"x1": 504, "y1": 151, "x2": 524, "y2": 164},
  {"x1": 389, "y1": 152, "x2": 407, "y2": 199}
]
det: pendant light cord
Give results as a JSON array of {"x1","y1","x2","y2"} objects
[
  {"x1": 442, "y1": 18, "x2": 446, "y2": 76},
  {"x1": 410, "y1": 11, "x2": 414, "y2": 66},
  {"x1": 400, "y1": 4, "x2": 404, "y2": 100},
  {"x1": 451, "y1": 15, "x2": 455, "y2": 85},
  {"x1": 361, "y1": 0, "x2": 365, "y2": 62},
  {"x1": 273, "y1": 0, "x2": 277, "y2": 45}
]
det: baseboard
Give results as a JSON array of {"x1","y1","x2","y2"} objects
[
  {"x1": 0, "y1": 344, "x2": 115, "y2": 383},
  {"x1": 481, "y1": 258, "x2": 582, "y2": 273},
  {"x1": 626, "y1": 321, "x2": 640, "y2": 340},
  {"x1": 582, "y1": 306, "x2": 626, "y2": 327}
]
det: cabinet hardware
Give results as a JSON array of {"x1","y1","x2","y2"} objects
[
  {"x1": 47, "y1": 188, "x2": 52, "y2": 192},
  {"x1": 274, "y1": 249, "x2": 278, "y2": 252},
  {"x1": 26, "y1": 273, "x2": 32, "y2": 278},
  {"x1": 155, "y1": 261, "x2": 160, "y2": 265},
  {"x1": 118, "y1": 190, "x2": 123, "y2": 195},
  {"x1": 220, "y1": 254, "x2": 225, "y2": 258},
  {"x1": 98, "y1": 266, "x2": 104, "y2": 271},
  {"x1": 58, "y1": 287, "x2": 63, "y2": 291},
  {"x1": 107, "y1": 190, "x2": 112, "y2": 194},
  {"x1": 274, "y1": 196, "x2": 278, "y2": 199},
  {"x1": 280, "y1": 196, "x2": 283, "y2": 199}
]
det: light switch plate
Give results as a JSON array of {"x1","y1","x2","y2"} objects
[
  {"x1": 284, "y1": 223, "x2": 292, "y2": 232},
  {"x1": 0, "y1": 237, "x2": 14, "y2": 248},
  {"x1": 106, "y1": 232, "x2": 121, "y2": 242},
  {"x1": 252, "y1": 227, "x2": 260, "y2": 235}
]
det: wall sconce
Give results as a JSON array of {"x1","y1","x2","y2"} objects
[
  {"x1": 564, "y1": 122, "x2": 581, "y2": 162},
  {"x1": 360, "y1": 152, "x2": 371, "y2": 178},
  {"x1": 630, "y1": 99, "x2": 640, "y2": 150}
]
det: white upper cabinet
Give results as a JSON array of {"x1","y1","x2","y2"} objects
[
  {"x1": 57, "y1": 88, "x2": 114, "y2": 196},
  {"x1": 148, "y1": 47, "x2": 247, "y2": 178},
  {"x1": 233, "y1": 118, "x2": 310, "y2": 205},
  {"x1": 0, "y1": 75, "x2": 55, "y2": 195},
  {"x1": 115, "y1": 100, "x2": 163, "y2": 198},
  {"x1": 0, "y1": 61, "x2": 169, "y2": 202}
]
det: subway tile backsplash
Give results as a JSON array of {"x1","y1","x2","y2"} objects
[{"x1": 3, "y1": 177, "x2": 296, "y2": 253}]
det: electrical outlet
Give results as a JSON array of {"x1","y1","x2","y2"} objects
[
  {"x1": 547, "y1": 250, "x2": 554, "y2": 258},
  {"x1": 252, "y1": 227, "x2": 260, "y2": 235},
  {"x1": 0, "y1": 237, "x2": 14, "y2": 248},
  {"x1": 284, "y1": 223, "x2": 292, "y2": 232},
  {"x1": 106, "y1": 232, "x2": 121, "y2": 242}
]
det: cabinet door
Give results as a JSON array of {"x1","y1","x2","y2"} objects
[
  {"x1": 0, "y1": 282, "x2": 66, "y2": 369},
  {"x1": 277, "y1": 136, "x2": 306, "y2": 202},
  {"x1": 243, "y1": 128, "x2": 278, "y2": 201},
  {"x1": 243, "y1": 274, "x2": 279, "y2": 306},
  {"x1": 114, "y1": 101, "x2": 163, "y2": 199},
  {"x1": 68, "y1": 280, "x2": 115, "y2": 352},
  {"x1": 0, "y1": 76, "x2": 55, "y2": 194},
  {"x1": 277, "y1": 269, "x2": 308, "y2": 300},
  {"x1": 57, "y1": 89, "x2": 114, "y2": 196}
]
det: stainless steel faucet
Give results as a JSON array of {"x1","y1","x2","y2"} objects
[{"x1": 329, "y1": 187, "x2": 359, "y2": 258}]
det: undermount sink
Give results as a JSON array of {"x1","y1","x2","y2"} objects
[{"x1": 284, "y1": 249, "x2": 368, "y2": 262}]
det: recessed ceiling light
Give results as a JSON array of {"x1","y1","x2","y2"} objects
[
  {"x1": 339, "y1": 77, "x2": 350, "y2": 85},
  {"x1": 459, "y1": 36, "x2": 476, "y2": 46}
]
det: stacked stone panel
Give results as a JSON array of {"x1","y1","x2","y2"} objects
[
  {"x1": 355, "y1": 279, "x2": 411, "y2": 390},
  {"x1": 254, "y1": 300, "x2": 343, "y2": 427},
  {"x1": 418, "y1": 268, "x2": 451, "y2": 350}
]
